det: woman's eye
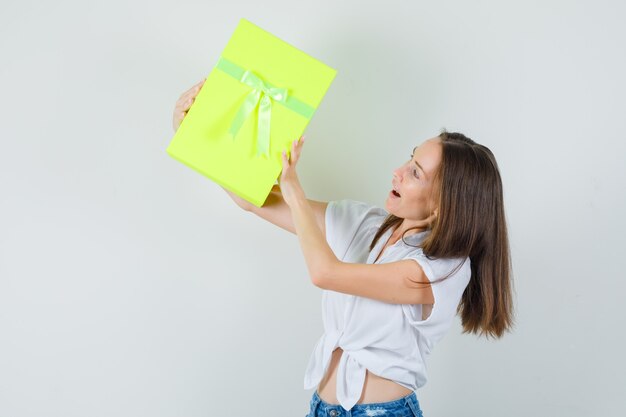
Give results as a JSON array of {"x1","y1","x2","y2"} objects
[{"x1": 408, "y1": 155, "x2": 419, "y2": 178}]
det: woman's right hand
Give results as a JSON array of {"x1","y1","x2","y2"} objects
[{"x1": 172, "y1": 78, "x2": 206, "y2": 132}]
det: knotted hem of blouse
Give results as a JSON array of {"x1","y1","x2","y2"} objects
[{"x1": 303, "y1": 329, "x2": 371, "y2": 411}]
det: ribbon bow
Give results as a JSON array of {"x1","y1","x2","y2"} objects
[
  {"x1": 215, "y1": 57, "x2": 315, "y2": 158},
  {"x1": 228, "y1": 70, "x2": 287, "y2": 158}
]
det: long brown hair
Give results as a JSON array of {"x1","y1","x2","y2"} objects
[{"x1": 370, "y1": 129, "x2": 515, "y2": 339}]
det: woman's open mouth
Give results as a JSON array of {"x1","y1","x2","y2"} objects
[{"x1": 390, "y1": 190, "x2": 401, "y2": 198}]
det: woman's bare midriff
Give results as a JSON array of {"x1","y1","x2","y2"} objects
[{"x1": 316, "y1": 347, "x2": 413, "y2": 405}]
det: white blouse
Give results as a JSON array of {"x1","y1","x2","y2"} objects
[{"x1": 303, "y1": 199, "x2": 472, "y2": 411}]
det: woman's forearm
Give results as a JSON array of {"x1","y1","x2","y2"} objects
[
  {"x1": 219, "y1": 186, "x2": 253, "y2": 210},
  {"x1": 290, "y1": 196, "x2": 338, "y2": 284}
]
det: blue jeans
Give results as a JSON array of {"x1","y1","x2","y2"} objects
[{"x1": 306, "y1": 390, "x2": 424, "y2": 417}]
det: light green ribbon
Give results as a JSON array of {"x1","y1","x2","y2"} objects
[{"x1": 215, "y1": 57, "x2": 315, "y2": 158}]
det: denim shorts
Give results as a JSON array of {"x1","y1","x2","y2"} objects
[{"x1": 305, "y1": 390, "x2": 423, "y2": 417}]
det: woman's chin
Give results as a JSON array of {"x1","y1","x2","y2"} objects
[{"x1": 384, "y1": 197, "x2": 397, "y2": 213}]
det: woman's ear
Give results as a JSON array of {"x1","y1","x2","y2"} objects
[
  {"x1": 429, "y1": 208, "x2": 439, "y2": 228},
  {"x1": 425, "y1": 207, "x2": 438, "y2": 228}
]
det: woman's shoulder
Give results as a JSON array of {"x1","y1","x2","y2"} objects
[
  {"x1": 325, "y1": 199, "x2": 388, "y2": 254},
  {"x1": 404, "y1": 247, "x2": 471, "y2": 286}
]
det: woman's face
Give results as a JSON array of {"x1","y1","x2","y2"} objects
[{"x1": 385, "y1": 137, "x2": 442, "y2": 224}]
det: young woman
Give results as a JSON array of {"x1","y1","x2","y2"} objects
[{"x1": 173, "y1": 80, "x2": 515, "y2": 417}]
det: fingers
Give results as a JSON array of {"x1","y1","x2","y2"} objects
[
  {"x1": 179, "y1": 78, "x2": 206, "y2": 100},
  {"x1": 173, "y1": 78, "x2": 206, "y2": 131},
  {"x1": 176, "y1": 78, "x2": 206, "y2": 110},
  {"x1": 289, "y1": 135, "x2": 305, "y2": 162},
  {"x1": 282, "y1": 136, "x2": 305, "y2": 164},
  {"x1": 178, "y1": 87, "x2": 202, "y2": 109},
  {"x1": 174, "y1": 78, "x2": 205, "y2": 119},
  {"x1": 281, "y1": 148, "x2": 290, "y2": 172},
  {"x1": 291, "y1": 139, "x2": 298, "y2": 160}
]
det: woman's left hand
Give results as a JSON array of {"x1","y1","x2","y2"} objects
[{"x1": 279, "y1": 135, "x2": 307, "y2": 207}]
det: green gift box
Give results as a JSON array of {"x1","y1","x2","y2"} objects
[{"x1": 167, "y1": 18, "x2": 337, "y2": 207}]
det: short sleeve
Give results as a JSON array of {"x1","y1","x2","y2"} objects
[
  {"x1": 401, "y1": 252, "x2": 471, "y2": 347},
  {"x1": 325, "y1": 199, "x2": 384, "y2": 260}
]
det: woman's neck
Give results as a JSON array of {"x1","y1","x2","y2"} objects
[{"x1": 394, "y1": 222, "x2": 428, "y2": 240}]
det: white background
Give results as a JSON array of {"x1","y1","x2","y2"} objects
[{"x1": 1, "y1": 0, "x2": 624, "y2": 416}]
